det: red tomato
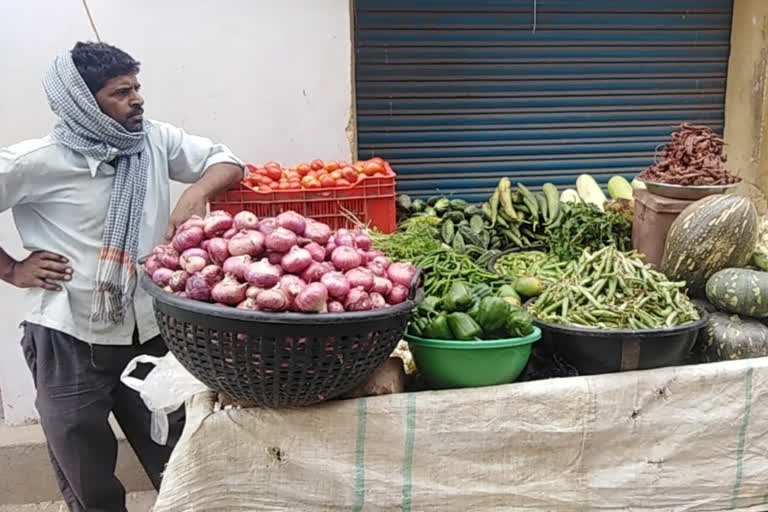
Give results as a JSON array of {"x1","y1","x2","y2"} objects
[
  {"x1": 310, "y1": 159, "x2": 324, "y2": 171},
  {"x1": 337, "y1": 161, "x2": 350, "y2": 169},
  {"x1": 324, "y1": 161, "x2": 340, "y2": 172},
  {"x1": 297, "y1": 163, "x2": 311, "y2": 176},
  {"x1": 370, "y1": 157, "x2": 385, "y2": 166},
  {"x1": 335, "y1": 178, "x2": 351, "y2": 187},
  {"x1": 278, "y1": 181, "x2": 291, "y2": 190},
  {"x1": 329, "y1": 170, "x2": 342, "y2": 180},
  {"x1": 285, "y1": 170, "x2": 300, "y2": 181},
  {"x1": 258, "y1": 184, "x2": 272, "y2": 193},
  {"x1": 258, "y1": 176, "x2": 273, "y2": 186},
  {"x1": 341, "y1": 166, "x2": 358, "y2": 182},
  {"x1": 264, "y1": 161, "x2": 281, "y2": 169},
  {"x1": 354, "y1": 165, "x2": 364, "y2": 173},
  {"x1": 305, "y1": 178, "x2": 322, "y2": 189},
  {"x1": 246, "y1": 163, "x2": 259, "y2": 174},
  {"x1": 363, "y1": 161, "x2": 384, "y2": 176},
  {"x1": 319, "y1": 175, "x2": 336, "y2": 188},
  {"x1": 245, "y1": 177, "x2": 259, "y2": 189},
  {"x1": 266, "y1": 167, "x2": 283, "y2": 181},
  {"x1": 288, "y1": 181, "x2": 302, "y2": 190},
  {"x1": 384, "y1": 162, "x2": 394, "y2": 175},
  {"x1": 301, "y1": 175, "x2": 314, "y2": 186},
  {"x1": 316, "y1": 169, "x2": 328, "y2": 178},
  {"x1": 252, "y1": 167, "x2": 268, "y2": 176}
]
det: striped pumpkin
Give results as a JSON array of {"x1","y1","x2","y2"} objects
[
  {"x1": 706, "y1": 268, "x2": 768, "y2": 318},
  {"x1": 660, "y1": 194, "x2": 758, "y2": 296}
]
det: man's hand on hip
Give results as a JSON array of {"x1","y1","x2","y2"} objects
[
  {"x1": 166, "y1": 185, "x2": 208, "y2": 241},
  {"x1": 1, "y1": 251, "x2": 72, "y2": 291}
]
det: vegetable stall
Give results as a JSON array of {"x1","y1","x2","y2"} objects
[{"x1": 136, "y1": 125, "x2": 768, "y2": 510}]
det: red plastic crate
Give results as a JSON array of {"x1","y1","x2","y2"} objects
[{"x1": 210, "y1": 173, "x2": 396, "y2": 233}]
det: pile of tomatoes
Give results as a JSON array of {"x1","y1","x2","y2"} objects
[{"x1": 244, "y1": 158, "x2": 394, "y2": 193}]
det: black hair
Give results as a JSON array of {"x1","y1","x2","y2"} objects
[{"x1": 70, "y1": 41, "x2": 141, "y2": 94}]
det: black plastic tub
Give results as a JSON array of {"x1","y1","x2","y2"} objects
[{"x1": 528, "y1": 304, "x2": 710, "y2": 375}]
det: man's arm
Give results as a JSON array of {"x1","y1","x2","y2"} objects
[
  {"x1": 165, "y1": 162, "x2": 243, "y2": 240},
  {"x1": 0, "y1": 247, "x2": 72, "y2": 291}
]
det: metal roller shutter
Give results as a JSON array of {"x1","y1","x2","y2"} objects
[{"x1": 354, "y1": 0, "x2": 733, "y2": 200}]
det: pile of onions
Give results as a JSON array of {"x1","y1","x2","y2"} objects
[{"x1": 144, "y1": 210, "x2": 416, "y2": 313}]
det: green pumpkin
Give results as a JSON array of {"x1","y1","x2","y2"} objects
[
  {"x1": 661, "y1": 194, "x2": 758, "y2": 296},
  {"x1": 706, "y1": 268, "x2": 768, "y2": 318},
  {"x1": 692, "y1": 311, "x2": 768, "y2": 362}
]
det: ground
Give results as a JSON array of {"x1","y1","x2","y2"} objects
[{"x1": 0, "y1": 492, "x2": 156, "y2": 512}]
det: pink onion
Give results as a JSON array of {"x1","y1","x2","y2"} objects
[
  {"x1": 237, "y1": 298, "x2": 259, "y2": 311},
  {"x1": 152, "y1": 267, "x2": 174, "y2": 286},
  {"x1": 211, "y1": 274, "x2": 248, "y2": 305},
  {"x1": 334, "y1": 232, "x2": 355, "y2": 248},
  {"x1": 180, "y1": 215, "x2": 205, "y2": 231},
  {"x1": 366, "y1": 261, "x2": 387, "y2": 277},
  {"x1": 204, "y1": 211, "x2": 233, "y2": 238},
  {"x1": 327, "y1": 300, "x2": 345, "y2": 313},
  {"x1": 372, "y1": 276, "x2": 393, "y2": 296},
  {"x1": 370, "y1": 292, "x2": 387, "y2": 309},
  {"x1": 143, "y1": 256, "x2": 162, "y2": 275},
  {"x1": 266, "y1": 251, "x2": 284, "y2": 265},
  {"x1": 256, "y1": 288, "x2": 290, "y2": 312},
  {"x1": 276, "y1": 211, "x2": 306, "y2": 235},
  {"x1": 185, "y1": 273, "x2": 213, "y2": 301},
  {"x1": 172, "y1": 225, "x2": 204, "y2": 253},
  {"x1": 257, "y1": 217, "x2": 278, "y2": 236},
  {"x1": 388, "y1": 284, "x2": 408, "y2": 305},
  {"x1": 356, "y1": 248, "x2": 369, "y2": 265},
  {"x1": 294, "y1": 282, "x2": 328, "y2": 313},
  {"x1": 222, "y1": 228, "x2": 238, "y2": 239},
  {"x1": 281, "y1": 246, "x2": 313, "y2": 274},
  {"x1": 321, "y1": 272, "x2": 350, "y2": 300},
  {"x1": 345, "y1": 267, "x2": 374, "y2": 292},
  {"x1": 304, "y1": 220, "x2": 332, "y2": 245},
  {"x1": 206, "y1": 237, "x2": 230, "y2": 265},
  {"x1": 233, "y1": 211, "x2": 259, "y2": 231},
  {"x1": 200, "y1": 264, "x2": 224, "y2": 283},
  {"x1": 169, "y1": 270, "x2": 190, "y2": 292},
  {"x1": 245, "y1": 258, "x2": 282, "y2": 288},
  {"x1": 174, "y1": 291, "x2": 188, "y2": 299},
  {"x1": 345, "y1": 288, "x2": 372, "y2": 311},
  {"x1": 297, "y1": 236, "x2": 311, "y2": 247},
  {"x1": 228, "y1": 230, "x2": 265, "y2": 257},
  {"x1": 152, "y1": 245, "x2": 166, "y2": 257},
  {"x1": 355, "y1": 234, "x2": 372, "y2": 251},
  {"x1": 387, "y1": 262, "x2": 416, "y2": 287},
  {"x1": 163, "y1": 285, "x2": 173, "y2": 293},
  {"x1": 159, "y1": 247, "x2": 181, "y2": 270},
  {"x1": 304, "y1": 242, "x2": 326, "y2": 262},
  {"x1": 222, "y1": 255, "x2": 251, "y2": 281},
  {"x1": 279, "y1": 274, "x2": 307, "y2": 301},
  {"x1": 325, "y1": 241, "x2": 337, "y2": 257},
  {"x1": 180, "y1": 248, "x2": 210, "y2": 273},
  {"x1": 200, "y1": 240, "x2": 210, "y2": 251},
  {"x1": 372, "y1": 255, "x2": 391, "y2": 269},
  {"x1": 246, "y1": 285, "x2": 264, "y2": 300},
  {"x1": 331, "y1": 246, "x2": 362, "y2": 271},
  {"x1": 265, "y1": 227, "x2": 298, "y2": 253},
  {"x1": 366, "y1": 250, "x2": 386, "y2": 261},
  {"x1": 300, "y1": 262, "x2": 329, "y2": 283}
]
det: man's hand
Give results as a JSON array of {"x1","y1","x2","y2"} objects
[
  {"x1": 166, "y1": 185, "x2": 208, "y2": 241},
  {"x1": 1, "y1": 251, "x2": 72, "y2": 291}
]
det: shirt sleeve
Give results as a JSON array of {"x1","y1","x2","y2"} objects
[
  {"x1": 157, "y1": 121, "x2": 245, "y2": 184},
  {"x1": 0, "y1": 146, "x2": 34, "y2": 213}
]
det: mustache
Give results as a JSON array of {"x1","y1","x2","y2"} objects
[{"x1": 128, "y1": 107, "x2": 144, "y2": 117}]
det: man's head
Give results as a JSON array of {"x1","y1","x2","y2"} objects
[{"x1": 71, "y1": 42, "x2": 144, "y2": 132}]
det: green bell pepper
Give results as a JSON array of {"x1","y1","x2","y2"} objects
[
  {"x1": 505, "y1": 309, "x2": 534, "y2": 338},
  {"x1": 447, "y1": 312, "x2": 483, "y2": 341},
  {"x1": 417, "y1": 296, "x2": 441, "y2": 316},
  {"x1": 471, "y1": 283, "x2": 493, "y2": 301},
  {"x1": 424, "y1": 313, "x2": 453, "y2": 340},
  {"x1": 443, "y1": 282, "x2": 473, "y2": 312},
  {"x1": 474, "y1": 297, "x2": 510, "y2": 335},
  {"x1": 409, "y1": 317, "x2": 430, "y2": 337}
]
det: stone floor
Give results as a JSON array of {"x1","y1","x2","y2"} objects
[{"x1": 0, "y1": 492, "x2": 157, "y2": 512}]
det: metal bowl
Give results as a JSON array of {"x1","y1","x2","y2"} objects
[{"x1": 636, "y1": 178, "x2": 741, "y2": 201}]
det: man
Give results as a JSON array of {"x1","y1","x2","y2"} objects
[{"x1": 0, "y1": 42, "x2": 244, "y2": 511}]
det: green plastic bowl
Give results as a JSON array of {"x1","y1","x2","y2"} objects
[{"x1": 403, "y1": 327, "x2": 541, "y2": 389}]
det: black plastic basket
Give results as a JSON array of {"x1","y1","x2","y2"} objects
[{"x1": 140, "y1": 267, "x2": 423, "y2": 407}]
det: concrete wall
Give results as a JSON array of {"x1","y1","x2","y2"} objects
[
  {"x1": 0, "y1": 0, "x2": 353, "y2": 425},
  {"x1": 724, "y1": 0, "x2": 768, "y2": 212}
]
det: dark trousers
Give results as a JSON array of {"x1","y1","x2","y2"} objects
[{"x1": 20, "y1": 322, "x2": 185, "y2": 512}]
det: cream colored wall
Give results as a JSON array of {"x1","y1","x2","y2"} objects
[
  {"x1": 724, "y1": 0, "x2": 768, "y2": 212},
  {"x1": 0, "y1": 0, "x2": 353, "y2": 425}
]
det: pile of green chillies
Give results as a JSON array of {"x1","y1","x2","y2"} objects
[
  {"x1": 493, "y1": 250, "x2": 569, "y2": 284},
  {"x1": 529, "y1": 245, "x2": 700, "y2": 330},
  {"x1": 413, "y1": 249, "x2": 500, "y2": 297}
]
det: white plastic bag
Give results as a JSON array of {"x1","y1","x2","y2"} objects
[{"x1": 120, "y1": 352, "x2": 209, "y2": 445}]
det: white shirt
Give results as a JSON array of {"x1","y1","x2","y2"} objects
[{"x1": 0, "y1": 120, "x2": 243, "y2": 345}]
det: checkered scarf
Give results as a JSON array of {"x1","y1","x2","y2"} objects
[{"x1": 43, "y1": 52, "x2": 149, "y2": 325}]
